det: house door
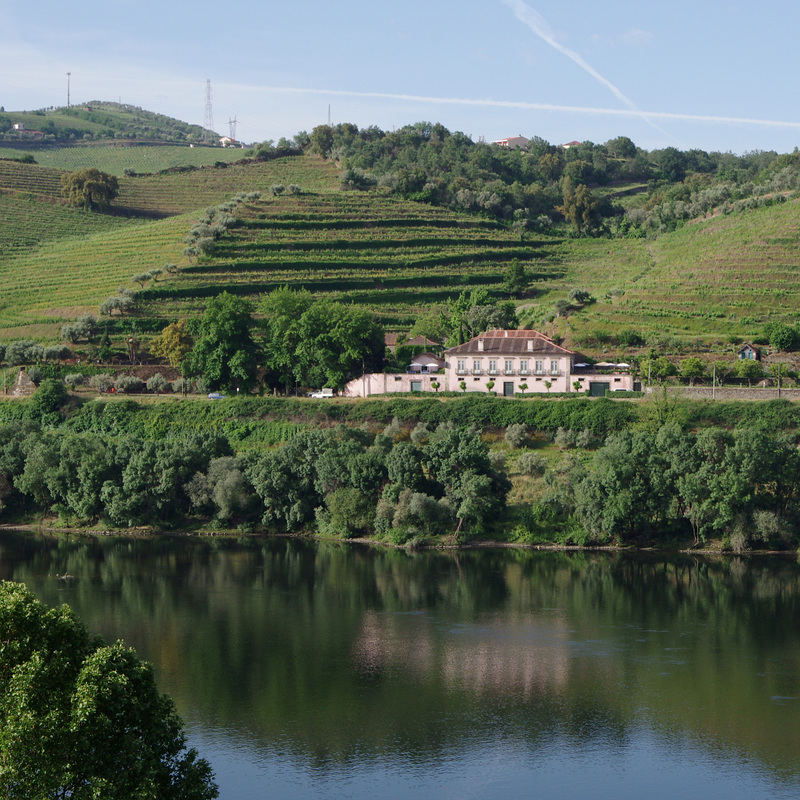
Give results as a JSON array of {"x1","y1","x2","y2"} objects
[
  {"x1": 503, "y1": 382, "x2": 515, "y2": 397},
  {"x1": 589, "y1": 382, "x2": 610, "y2": 397},
  {"x1": 410, "y1": 381, "x2": 422, "y2": 392}
]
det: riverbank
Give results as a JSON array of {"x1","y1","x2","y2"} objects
[{"x1": 4, "y1": 520, "x2": 794, "y2": 557}]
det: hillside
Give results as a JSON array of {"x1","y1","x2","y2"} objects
[
  {"x1": 0, "y1": 102, "x2": 212, "y2": 143},
  {"x1": 135, "y1": 191, "x2": 559, "y2": 329},
  {"x1": 0, "y1": 127, "x2": 798, "y2": 356}
]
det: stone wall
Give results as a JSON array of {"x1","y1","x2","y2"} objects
[{"x1": 657, "y1": 386, "x2": 800, "y2": 402}]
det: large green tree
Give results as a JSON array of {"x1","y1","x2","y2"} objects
[
  {"x1": 60, "y1": 168, "x2": 119, "y2": 211},
  {"x1": 0, "y1": 581, "x2": 218, "y2": 800},
  {"x1": 184, "y1": 292, "x2": 260, "y2": 392},
  {"x1": 260, "y1": 289, "x2": 383, "y2": 390}
]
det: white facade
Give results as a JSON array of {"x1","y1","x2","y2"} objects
[{"x1": 343, "y1": 330, "x2": 636, "y2": 397}]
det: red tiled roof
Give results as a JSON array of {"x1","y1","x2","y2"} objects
[
  {"x1": 405, "y1": 335, "x2": 441, "y2": 348},
  {"x1": 445, "y1": 330, "x2": 576, "y2": 357}
]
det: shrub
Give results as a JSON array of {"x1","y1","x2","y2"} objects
[
  {"x1": 554, "y1": 427, "x2": 577, "y2": 448},
  {"x1": 114, "y1": 375, "x2": 144, "y2": 393},
  {"x1": 516, "y1": 452, "x2": 547, "y2": 476},
  {"x1": 64, "y1": 373, "x2": 85, "y2": 390},
  {"x1": 88, "y1": 373, "x2": 113, "y2": 391},
  {"x1": 504, "y1": 423, "x2": 529, "y2": 448},
  {"x1": 146, "y1": 373, "x2": 169, "y2": 394},
  {"x1": 43, "y1": 345, "x2": 71, "y2": 361},
  {"x1": 5, "y1": 340, "x2": 44, "y2": 366},
  {"x1": 409, "y1": 421, "x2": 430, "y2": 446}
]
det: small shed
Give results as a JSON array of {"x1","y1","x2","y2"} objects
[{"x1": 738, "y1": 343, "x2": 760, "y2": 361}]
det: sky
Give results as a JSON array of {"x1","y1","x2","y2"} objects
[{"x1": 3, "y1": 0, "x2": 800, "y2": 154}]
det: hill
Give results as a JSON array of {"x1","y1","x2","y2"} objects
[
  {"x1": 0, "y1": 101, "x2": 212, "y2": 144},
  {"x1": 0, "y1": 117, "x2": 799, "y2": 359}
]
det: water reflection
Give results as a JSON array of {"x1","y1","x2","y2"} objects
[{"x1": 2, "y1": 530, "x2": 800, "y2": 799}]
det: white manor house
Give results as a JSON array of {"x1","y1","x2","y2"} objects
[{"x1": 344, "y1": 329, "x2": 638, "y2": 397}]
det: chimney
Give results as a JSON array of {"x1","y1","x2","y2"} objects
[
  {"x1": 478, "y1": 339, "x2": 484, "y2": 352},
  {"x1": 526, "y1": 339, "x2": 533, "y2": 351},
  {"x1": 504, "y1": 330, "x2": 508, "y2": 338}
]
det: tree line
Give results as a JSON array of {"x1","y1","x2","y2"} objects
[
  {"x1": 530, "y1": 423, "x2": 800, "y2": 551},
  {"x1": 282, "y1": 121, "x2": 800, "y2": 237}
]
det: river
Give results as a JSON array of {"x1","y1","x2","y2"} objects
[{"x1": 1, "y1": 531, "x2": 799, "y2": 799}]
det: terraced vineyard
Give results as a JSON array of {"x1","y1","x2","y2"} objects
[
  {"x1": 0, "y1": 160, "x2": 63, "y2": 198},
  {"x1": 0, "y1": 192, "x2": 140, "y2": 259},
  {"x1": 136, "y1": 192, "x2": 562, "y2": 328},
  {"x1": 2, "y1": 138, "x2": 800, "y2": 352},
  {"x1": 0, "y1": 144, "x2": 246, "y2": 174},
  {"x1": 524, "y1": 197, "x2": 800, "y2": 347},
  {"x1": 0, "y1": 216, "x2": 190, "y2": 335},
  {"x1": 115, "y1": 156, "x2": 340, "y2": 216}
]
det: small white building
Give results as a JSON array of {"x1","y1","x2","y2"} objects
[{"x1": 493, "y1": 135, "x2": 530, "y2": 150}]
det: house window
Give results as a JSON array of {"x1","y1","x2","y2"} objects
[
  {"x1": 614, "y1": 377, "x2": 621, "y2": 382},
  {"x1": 535, "y1": 360, "x2": 544, "y2": 375},
  {"x1": 488, "y1": 360, "x2": 498, "y2": 375},
  {"x1": 457, "y1": 359, "x2": 466, "y2": 374},
  {"x1": 519, "y1": 360, "x2": 529, "y2": 375},
  {"x1": 394, "y1": 376, "x2": 402, "y2": 381},
  {"x1": 504, "y1": 359, "x2": 514, "y2": 375},
  {"x1": 472, "y1": 359, "x2": 482, "y2": 375},
  {"x1": 550, "y1": 360, "x2": 559, "y2": 375}
]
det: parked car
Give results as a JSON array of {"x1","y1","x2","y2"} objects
[
  {"x1": 308, "y1": 388, "x2": 335, "y2": 399},
  {"x1": 208, "y1": 392, "x2": 226, "y2": 400}
]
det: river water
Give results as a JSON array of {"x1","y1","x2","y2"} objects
[{"x1": 1, "y1": 531, "x2": 799, "y2": 799}]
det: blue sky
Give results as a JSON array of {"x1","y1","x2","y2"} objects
[{"x1": 3, "y1": 0, "x2": 800, "y2": 154}]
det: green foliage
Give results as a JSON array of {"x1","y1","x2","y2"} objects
[
  {"x1": 764, "y1": 322, "x2": 798, "y2": 352},
  {"x1": 184, "y1": 292, "x2": 260, "y2": 392},
  {"x1": 61, "y1": 167, "x2": 120, "y2": 211},
  {"x1": 0, "y1": 581, "x2": 218, "y2": 799},
  {"x1": 150, "y1": 319, "x2": 194, "y2": 370},
  {"x1": 261, "y1": 288, "x2": 384, "y2": 390}
]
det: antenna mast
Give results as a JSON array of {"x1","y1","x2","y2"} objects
[
  {"x1": 66, "y1": 72, "x2": 71, "y2": 108},
  {"x1": 227, "y1": 116, "x2": 237, "y2": 142},
  {"x1": 203, "y1": 80, "x2": 214, "y2": 143}
]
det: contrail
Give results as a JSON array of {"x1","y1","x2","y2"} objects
[
  {"x1": 502, "y1": 0, "x2": 639, "y2": 112},
  {"x1": 253, "y1": 86, "x2": 800, "y2": 130},
  {"x1": 501, "y1": 0, "x2": 670, "y2": 136}
]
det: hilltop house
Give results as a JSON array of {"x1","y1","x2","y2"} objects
[
  {"x1": 343, "y1": 329, "x2": 636, "y2": 397},
  {"x1": 493, "y1": 135, "x2": 530, "y2": 150}
]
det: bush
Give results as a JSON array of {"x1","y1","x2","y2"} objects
[
  {"x1": 64, "y1": 373, "x2": 85, "y2": 390},
  {"x1": 146, "y1": 373, "x2": 169, "y2": 394},
  {"x1": 5, "y1": 340, "x2": 44, "y2": 366},
  {"x1": 114, "y1": 375, "x2": 144, "y2": 393},
  {"x1": 516, "y1": 452, "x2": 547, "y2": 476},
  {"x1": 88, "y1": 373, "x2": 113, "y2": 391},
  {"x1": 504, "y1": 423, "x2": 529, "y2": 448},
  {"x1": 554, "y1": 427, "x2": 577, "y2": 448},
  {"x1": 44, "y1": 345, "x2": 71, "y2": 362},
  {"x1": 171, "y1": 378, "x2": 193, "y2": 394}
]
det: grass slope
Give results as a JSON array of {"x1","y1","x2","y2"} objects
[
  {"x1": 135, "y1": 191, "x2": 560, "y2": 328},
  {"x1": 0, "y1": 145, "x2": 799, "y2": 352},
  {"x1": 524, "y1": 198, "x2": 800, "y2": 349},
  {"x1": 4, "y1": 144, "x2": 247, "y2": 174}
]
